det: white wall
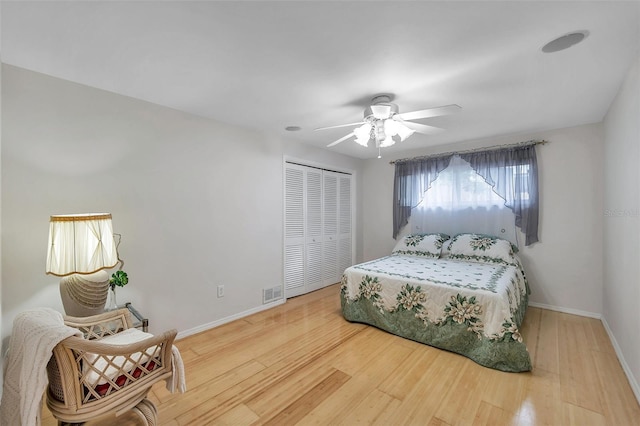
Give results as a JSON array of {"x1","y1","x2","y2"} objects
[
  {"x1": 362, "y1": 123, "x2": 604, "y2": 316},
  {"x1": 603, "y1": 55, "x2": 640, "y2": 401},
  {"x1": 0, "y1": 65, "x2": 363, "y2": 343},
  {"x1": 0, "y1": 9, "x2": 3, "y2": 394}
]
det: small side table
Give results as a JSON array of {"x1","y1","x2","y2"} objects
[{"x1": 124, "y1": 302, "x2": 149, "y2": 332}]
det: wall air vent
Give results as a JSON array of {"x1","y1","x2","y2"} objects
[{"x1": 263, "y1": 286, "x2": 283, "y2": 304}]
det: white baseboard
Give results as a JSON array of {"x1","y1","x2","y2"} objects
[
  {"x1": 528, "y1": 302, "x2": 639, "y2": 405},
  {"x1": 176, "y1": 298, "x2": 286, "y2": 340},
  {"x1": 528, "y1": 301, "x2": 601, "y2": 319},
  {"x1": 601, "y1": 317, "x2": 640, "y2": 405}
]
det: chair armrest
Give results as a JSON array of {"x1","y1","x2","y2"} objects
[
  {"x1": 63, "y1": 308, "x2": 134, "y2": 339},
  {"x1": 62, "y1": 329, "x2": 176, "y2": 355},
  {"x1": 49, "y1": 329, "x2": 177, "y2": 409}
]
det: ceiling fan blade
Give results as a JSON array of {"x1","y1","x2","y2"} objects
[
  {"x1": 327, "y1": 132, "x2": 356, "y2": 147},
  {"x1": 394, "y1": 117, "x2": 444, "y2": 135},
  {"x1": 396, "y1": 104, "x2": 461, "y2": 121},
  {"x1": 314, "y1": 122, "x2": 364, "y2": 131}
]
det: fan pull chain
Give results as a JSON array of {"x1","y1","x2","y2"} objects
[{"x1": 378, "y1": 147, "x2": 382, "y2": 159}]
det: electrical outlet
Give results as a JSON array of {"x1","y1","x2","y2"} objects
[{"x1": 217, "y1": 285, "x2": 224, "y2": 298}]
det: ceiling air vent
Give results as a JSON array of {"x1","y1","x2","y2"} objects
[{"x1": 542, "y1": 31, "x2": 589, "y2": 53}]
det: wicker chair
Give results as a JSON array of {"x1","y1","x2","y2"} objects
[{"x1": 46, "y1": 308, "x2": 177, "y2": 425}]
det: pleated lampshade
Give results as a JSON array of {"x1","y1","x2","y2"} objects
[{"x1": 46, "y1": 213, "x2": 118, "y2": 276}]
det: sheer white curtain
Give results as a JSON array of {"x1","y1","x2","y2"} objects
[{"x1": 408, "y1": 155, "x2": 517, "y2": 244}]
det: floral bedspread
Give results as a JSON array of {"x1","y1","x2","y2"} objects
[{"x1": 340, "y1": 255, "x2": 531, "y2": 372}]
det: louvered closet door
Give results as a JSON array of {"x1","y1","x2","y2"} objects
[
  {"x1": 337, "y1": 174, "x2": 353, "y2": 276},
  {"x1": 323, "y1": 172, "x2": 340, "y2": 286},
  {"x1": 284, "y1": 163, "x2": 353, "y2": 298},
  {"x1": 284, "y1": 165, "x2": 306, "y2": 297},
  {"x1": 305, "y1": 168, "x2": 324, "y2": 292}
]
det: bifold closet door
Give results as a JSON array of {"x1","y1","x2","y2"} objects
[
  {"x1": 337, "y1": 174, "x2": 352, "y2": 276},
  {"x1": 284, "y1": 163, "x2": 353, "y2": 298},
  {"x1": 322, "y1": 171, "x2": 340, "y2": 286},
  {"x1": 284, "y1": 165, "x2": 306, "y2": 297},
  {"x1": 305, "y1": 168, "x2": 324, "y2": 292}
]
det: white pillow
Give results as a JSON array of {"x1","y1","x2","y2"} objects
[
  {"x1": 448, "y1": 233, "x2": 517, "y2": 265},
  {"x1": 392, "y1": 233, "x2": 450, "y2": 258},
  {"x1": 440, "y1": 239, "x2": 451, "y2": 258},
  {"x1": 84, "y1": 328, "x2": 160, "y2": 386}
]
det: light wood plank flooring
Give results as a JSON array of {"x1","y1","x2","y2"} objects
[{"x1": 42, "y1": 284, "x2": 640, "y2": 425}]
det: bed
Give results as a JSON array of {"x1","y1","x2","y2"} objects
[{"x1": 340, "y1": 233, "x2": 531, "y2": 372}]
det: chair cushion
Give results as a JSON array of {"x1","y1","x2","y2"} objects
[{"x1": 83, "y1": 328, "x2": 161, "y2": 396}]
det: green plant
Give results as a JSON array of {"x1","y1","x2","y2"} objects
[{"x1": 109, "y1": 270, "x2": 129, "y2": 290}]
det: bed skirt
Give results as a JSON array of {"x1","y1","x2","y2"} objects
[{"x1": 340, "y1": 289, "x2": 532, "y2": 373}]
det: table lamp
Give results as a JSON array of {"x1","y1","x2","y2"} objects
[{"x1": 46, "y1": 213, "x2": 119, "y2": 316}]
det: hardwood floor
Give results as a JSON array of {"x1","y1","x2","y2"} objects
[{"x1": 42, "y1": 284, "x2": 640, "y2": 425}]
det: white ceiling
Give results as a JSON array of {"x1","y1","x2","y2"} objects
[{"x1": 2, "y1": 1, "x2": 639, "y2": 159}]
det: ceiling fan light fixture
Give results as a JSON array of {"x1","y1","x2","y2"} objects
[
  {"x1": 379, "y1": 136, "x2": 395, "y2": 148},
  {"x1": 370, "y1": 104, "x2": 392, "y2": 119},
  {"x1": 319, "y1": 96, "x2": 460, "y2": 152},
  {"x1": 385, "y1": 119, "x2": 414, "y2": 142},
  {"x1": 374, "y1": 120, "x2": 386, "y2": 141},
  {"x1": 354, "y1": 123, "x2": 371, "y2": 147}
]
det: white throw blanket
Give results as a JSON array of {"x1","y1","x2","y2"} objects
[
  {"x1": 168, "y1": 345, "x2": 187, "y2": 394},
  {"x1": 0, "y1": 308, "x2": 82, "y2": 426}
]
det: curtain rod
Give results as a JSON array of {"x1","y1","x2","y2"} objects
[{"x1": 389, "y1": 139, "x2": 548, "y2": 165}]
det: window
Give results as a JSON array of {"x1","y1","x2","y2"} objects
[
  {"x1": 419, "y1": 156, "x2": 507, "y2": 211},
  {"x1": 393, "y1": 143, "x2": 539, "y2": 245},
  {"x1": 411, "y1": 156, "x2": 518, "y2": 242}
]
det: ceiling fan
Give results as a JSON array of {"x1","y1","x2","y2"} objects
[{"x1": 316, "y1": 94, "x2": 461, "y2": 152}]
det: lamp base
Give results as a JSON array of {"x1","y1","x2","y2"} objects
[{"x1": 59, "y1": 270, "x2": 109, "y2": 317}]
